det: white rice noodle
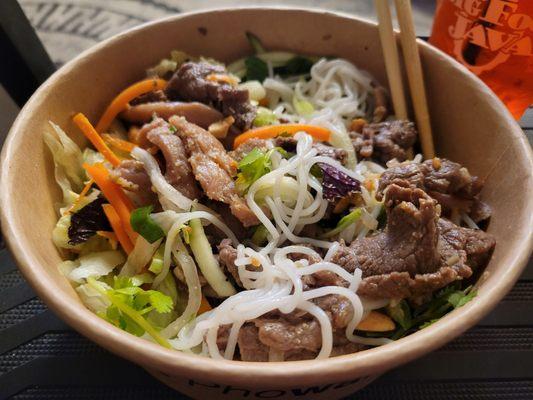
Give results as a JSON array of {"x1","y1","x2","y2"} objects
[
  {"x1": 120, "y1": 236, "x2": 162, "y2": 276},
  {"x1": 153, "y1": 210, "x2": 238, "y2": 288},
  {"x1": 169, "y1": 244, "x2": 391, "y2": 359}
]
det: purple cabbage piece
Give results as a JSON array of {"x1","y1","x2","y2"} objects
[
  {"x1": 319, "y1": 163, "x2": 361, "y2": 202},
  {"x1": 68, "y1": 197, "x2": 111, "y2": 245}
]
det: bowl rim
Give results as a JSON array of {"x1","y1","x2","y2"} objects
[{"x1": 1, "y1": 6, "x2": 533, "y2": 387}]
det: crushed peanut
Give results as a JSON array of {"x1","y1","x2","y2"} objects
[
  {"x1": 432, "y1": 157, "x2": 442, "y2": 170},
  {"x1": 349, "y1": 118, "x2": 367, "y2": 133}
]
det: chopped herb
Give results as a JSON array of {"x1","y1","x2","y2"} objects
[
  {"x1": 130, "y1": 206, "x2": 165, "y2": 243},
  {"x1": 273, "y1": 56, "x2": 315, "y2": 77},
  {"x1": 253, "y1": 107, "x2": 278, "y2": 127},
  {"x1": 169, "y1": 125, "x2": 177, "y2": 133},
  {"x1": 292, "y1": 97, "x2": 314, "y2": 116},
  {"x1": 88, "y1": 277, "x2": 173, "y2": 348},
  {"x1": 148, "y1": 245, "x2": 165, "y2": 274},
  {"x1": 245, "y1": 56, "x2": 269, "y2": 82},
  {"x1": 309, "y1": 164, "x2": 323, "y2": 178},
  {"x1": 321, "y1": 208, "x2": 362, "y2": 238},
  {"x1": 386, "y1": 284, "x2": 478, "y2": 340},
  {"x1": 252, "y1": 224, "x2": 269, "y2": 246},
  {"x1": 68, "y1": 197, "x2": 111, "y2": 245},
  {"x1": 235, "y1": 147, "x2": 273, "y2": 194}
]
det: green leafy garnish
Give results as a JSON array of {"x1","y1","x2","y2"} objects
[
  {"x1": 253, "y1": 107, "x2": 278, "y2": 127},
  {"x1": 387, "y1": 284, "x2": 477, "y2": 340},
  {"x1": 235, "y1": 148, "x2": 273, "y2": 194},
  {"x1": 130, "y1": 205, "x2": 165, "y2": 243},
  {"x1": 148, "y1": 245, "x2": 165, "y2": 274},
  {"x1": 88, "y1": 277, "x2": 173, "y2": 348},
  {"x1": 246, "y1": 31, "x2": 265, "y2": 54},
  {"x1": 292, "y1": 97, "x2": 314, "y2": 116},
  {"x1": 245, "y1": 56, "x2": 269, "y2": 82},
  {"x1": 281, "y1": 56, "x2": 315, "y2": 76},
  {"x1": 251, "y1": 224, "x2": 269, "y2": 246},
  {"x1": 321, "y1": 208, "x2": 362, "y2": 238}
]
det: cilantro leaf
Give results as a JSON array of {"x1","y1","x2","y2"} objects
[
  {"x1": 275, "y1": 56, "x2": 314, "y2": 77},
  {"x1": 235, "y1": 147, "x2": 273, "y2": 194},
  {"x1": 130, "y1": 205, "x2": 165, "y2": 243},
  {"x1": 245, "y1": 56, "x2": 269, "y2": 82}
]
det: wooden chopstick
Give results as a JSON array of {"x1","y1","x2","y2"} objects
[
  {"x1": 393, "y1": 0, "x2": 435, "y2": 159},
  {"x1": 374, "y1": 0, "x2": 408, "y2": 121}
]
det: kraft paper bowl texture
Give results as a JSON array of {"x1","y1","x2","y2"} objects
[{"x1": 1, "y1": 7, "x2": 532, "y2": 399}]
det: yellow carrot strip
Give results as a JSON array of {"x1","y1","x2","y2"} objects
[
  {"x1": 102, "y1": 133, "x2": 137, "y2": 153},
  {"x1": 95, "y1": 78, "x2": 167, "y2": 133},
  {"x1": 206, "y1": 73, "x2": 238, "y2": 86},
  {"x1": 83, "y1": 163, "x2": 137, "y2": 242},
  {"x1": 102, "y1": 204, "x2": 134, "y2": 254},
  {"x1": 198, "y1": 295, "x2": 212, "y2": 315},
  {"x1": 233, "y1": 124, "x2": 331, "y2": 149},
  {"x1": 63, "y1": 178, "x2": 94, "y2": 215},
  {"x1": 73, "y1": 113, "x2": 121, "y2": 167}
]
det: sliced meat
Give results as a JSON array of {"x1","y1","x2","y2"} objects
[
  {"x1": 350, "y1": 120, "x2": 417, "y2": 164},
  {"x1": 331, "y1": 183, "x2": 495, "y2": 300},
  {"x1": 111, "y1": 160, "x2": 158, "y2": 207},
  {"x1": 274, "y1": 136, "x2": 348, "y2": 164},
  {"x1": 237, "y1": 324, "x2": 270, "y2": 362},
  {"x1": 255, "y1": 317, "x2": 322, "y2": 353},
  {"x1": 217, "y1": 238, "x2": 242, "y2": 287},
  {"x1": 129, "y1": 89, "x2": 168, "y2": 105},
  {"x1": 334, "y1": 184, "x2": 441, "y2": 278},
  {"x1": 165, "y1": 62, "x2": 256, "y2": 130},
  {"x1": 170, "y1": 116, "x2": 260, "y2": 227},
  {"x1": 230, "y1": 138, "x2": 271, "y2": 162},
  {"x1": 120, "y1": 101, "x2": 223, "y2": 129},
  {"x1": 377, "y1": 158, "x2": 491, "y2": 222},
  {"x1": 145, "y1": 118, "x2": 200, "y2": 200}
]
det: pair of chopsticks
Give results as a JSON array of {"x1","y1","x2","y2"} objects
[{"x1": 374, "y1": 0, "x2": 435, "y2": 159}]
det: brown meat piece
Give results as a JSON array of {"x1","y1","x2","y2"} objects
[
  {"x1": 230, "y1": 138, "x2": 270, "y2": 162},
  {"x1": 377, "y1": 158, "x2": 491, "y2": 222},
  {"x1": 350, "y1": 120, "x2": 417, "y2": 164},
  {"x1": 145, "y1": 118, "x2": 200, "y2": 200},
  {"x1": 120, "y1": 101, "x2": 223, "y2": 129},
  {"x1": 237, "y1": 324, "x2": 270, "y2": 362},
  {"x1": 111, "y1": 160, "x2": 158, "y2": 207},
  {"x1": 165, "y1": 62, "x2": 256, "y2": 130},
  {"x1": 331, "y1": 184, "x2": 495, "y2": 300},
  {"x1": 333, "y1": 184, "x2": 440, "y2": 278},
  {"x1": 217, "y1": 239, "x2": 242, "y2": 287},
  {"x1": 170, "y1": 116, "x2": 260, "y2": 227},
  {"x1": 129, "y1": 90, "x2": 168, "y2": 105}
]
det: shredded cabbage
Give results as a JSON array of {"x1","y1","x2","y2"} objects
[
  {"x1": 68, "y1": 250, "x2": 125, "y2": 283},
  {"x1": 44, "y1": 122, "x2": 85, "y2": 208}
]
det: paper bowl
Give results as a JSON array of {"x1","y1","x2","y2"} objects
[{"x1": 1, "y1": 7, "x2": 532, "y2": 399}]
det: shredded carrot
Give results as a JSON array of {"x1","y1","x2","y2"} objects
[
  {"x1": 233, "y1": 124, "x2": 331, "y2": 149},
  {"x1": 198, "y1": 295, "x2": 212, "y2": 315},
  {"x1": 95, "y1": 78, "x2": 167, "y2": 133},
  {"x1": 102, "y1": 133, "x2": 137, "y2": 153},
  {"x1": 83, "y1": 163, "x2": 137, "y2": 242},
  {"x1": 102, "y1": 204, "x2": 134, "y2": 254},
  {"x1": 96, "y1": 230, "x2": 118, "y2": 250},
  {"x1": 258, "y1": 97, "x2": 269, "y2": 107},
  {"x1": 63, "y1": 178, "x2": 94, "y2": 215},
  {"x1": 73, "y1": 113, "x2": 121, "y2": 167}
]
